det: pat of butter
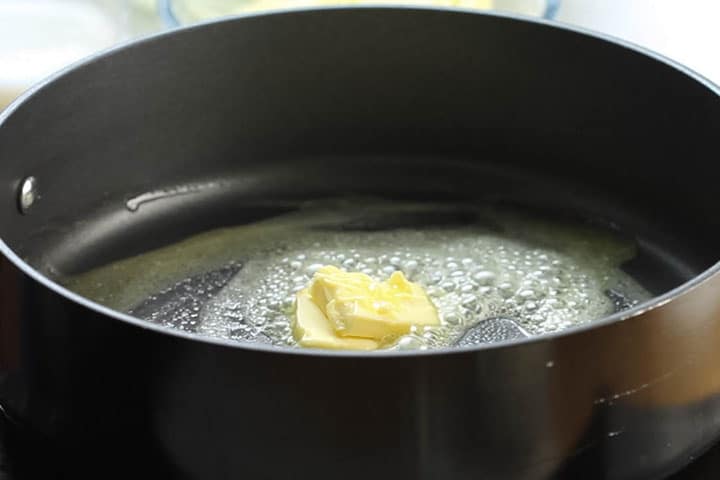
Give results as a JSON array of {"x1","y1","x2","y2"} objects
[{"x1": 293, "y1": 266, "x2": 439, "y2": 350}]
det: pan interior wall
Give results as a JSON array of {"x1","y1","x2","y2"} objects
[
  {"x1": 31, "y1": 157, "x2": 709, "y2": 300},
  {"x1": 0, "y1": 8, "x2": 717, "y2": 300}
]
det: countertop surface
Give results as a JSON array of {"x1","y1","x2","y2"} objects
[{"x1": 555, "y1": 0, "x2": 720, "y2": 85}]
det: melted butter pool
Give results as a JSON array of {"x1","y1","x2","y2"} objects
[{"x1": 64, "y1": 199, "x2": 651, "y2": 350}]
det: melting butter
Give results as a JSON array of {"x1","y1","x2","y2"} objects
[
  {"x1": 294, "y1": 266, "x2": 439, "y2": 350},
  {"x1": 63, "y1": 199, "x2": 652, "y2": 350}
]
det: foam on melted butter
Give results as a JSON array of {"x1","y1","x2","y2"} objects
[
  {"x1": 294, "y1": 266, "x2": 439, "y2": 350},
  {"x1": 63, "y1": 199, "x2": 652, "y2": 350}
]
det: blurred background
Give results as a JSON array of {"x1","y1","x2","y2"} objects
[{"x1": 0, "y1": 0, "x2": 719, "y2": 110}]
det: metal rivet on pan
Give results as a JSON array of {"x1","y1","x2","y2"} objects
[{"x1": 18, "y1": 176, "x2": 38, "y2": 214}]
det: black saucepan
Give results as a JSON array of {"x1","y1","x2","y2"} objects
[{"x1": 0, "y1": 7, "x2": 719, "y2": 480}]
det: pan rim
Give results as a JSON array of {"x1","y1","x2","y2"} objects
[{"x1": 1, "y1": 5, "x2": 719, "y2": 358}]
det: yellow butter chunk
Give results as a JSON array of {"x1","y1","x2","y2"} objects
[
  {"x1": 294, "y1": 291, "x2": 379, "y2": 350},
  {"x1": 293, "y1": 266, "x2": 439, "y2": 350}
]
